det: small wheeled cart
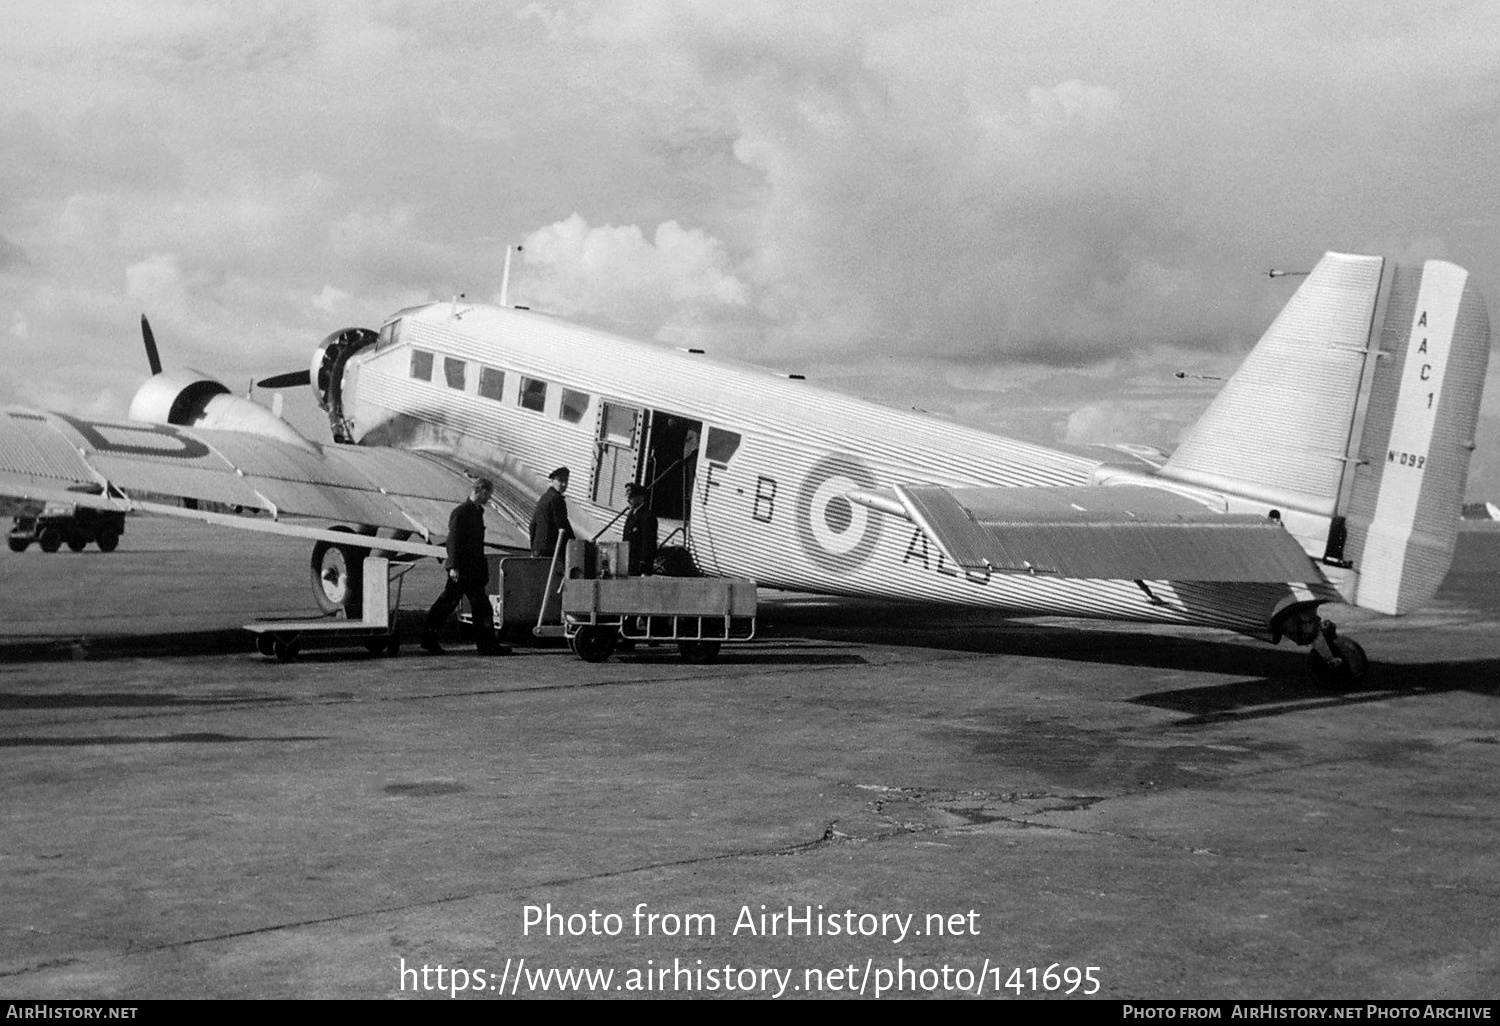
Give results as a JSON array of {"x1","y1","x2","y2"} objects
[
  {"x1": 245, "y1": 556, "x2": 413, "y2": 661},
  {"x1": 560, "y1": 576, "x2": 757, "y2": 664}
]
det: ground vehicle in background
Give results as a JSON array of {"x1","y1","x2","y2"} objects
[{"x1": 7, "y1": 487, "x2": 126, "y2": 553}]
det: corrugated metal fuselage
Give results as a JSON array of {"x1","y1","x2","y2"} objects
[{"x1": 341, "y1": 303, "x2": 1323, "y2": 637}]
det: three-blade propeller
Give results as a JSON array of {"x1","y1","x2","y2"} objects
[{"x1": 139, "y1": 312, "x2": 310, "y2": 390}]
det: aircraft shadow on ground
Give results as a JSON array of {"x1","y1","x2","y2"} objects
[{"x1": 761, "y1": 601, "x2": 1500, "y2": 723}]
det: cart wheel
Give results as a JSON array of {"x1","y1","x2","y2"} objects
[
  {"x1": 38, "y1": 527, "x2": 62, "y2": 553},
  {"x1": 255, "y1": 633, "x2": 276, "y2": 657},
  {"x1": 678, "y1": 640, "x2": 721, "y2": 664},
  {"x1": 95, "y1": 526, "x2": 120, "y2": 552},
  {"x1": 7, "y1": 537, "x2": 28, "y2": 553},
  {"x1": 572, "y1": 626, "x2": 616, "y2": 663},
  {"x1": 66, "y1": 534, "x2": 88, "y2": 552},
  {"x1": 364, "y1": 638, "x2": 386, "y2": 655},
  {"x1": 273, "y1": 636, "x2": 301, "y2": 661},
  {"x1": 385, "y1": 629, "x2": 401, "y2": 656}
]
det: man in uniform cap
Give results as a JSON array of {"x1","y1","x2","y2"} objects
[
  {"x1": 422, "y1": 478, "x2": 510, "y2": 655},
  {"x1": 530, "y1": 467, "x2": 576, "y2": 560},
  {"x1": 621, "y1": 483, "x2": 658, "y2": 576}
]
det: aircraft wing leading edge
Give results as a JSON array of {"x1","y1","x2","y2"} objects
[
  {"x1": 851, "y1": 483, "x2": 1323, "y2": 582},
  {"x1": 0, "y1": 406, "x2": 530, "y2": 553}
]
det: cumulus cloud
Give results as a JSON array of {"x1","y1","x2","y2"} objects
[{"x1": 515, "y1": 214, "x2": 748, "y2": 331}]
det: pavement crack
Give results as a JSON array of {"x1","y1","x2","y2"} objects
[{"x1": 4, "y1": 826, "x2": 857, "y2": 973}]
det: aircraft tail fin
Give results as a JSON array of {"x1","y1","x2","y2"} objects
[
  {"x1": 1342, "y1": 260, "x2": 1490, "y2": 614},
  {"x1": 1159, "y1": 253, "x2": 1490, "y2": 615},
  {"x1": 1161, "y1": 252, "x2": 1385, "y2": 513}
]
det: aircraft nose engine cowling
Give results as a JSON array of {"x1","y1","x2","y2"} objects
[
  {"x1": 128, "y1": 370, "x2": 318, "y2": 451},
  {"x1": 310, "y1": 327, "x2": 377, "y2": 433}
]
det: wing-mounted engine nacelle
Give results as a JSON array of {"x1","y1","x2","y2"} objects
[
  {"x1": 128, "y1": 370, "x2": 318, "y2": 452},
  {"x1": 310, "y1": 327, "x2": 377, "y2": 442}
]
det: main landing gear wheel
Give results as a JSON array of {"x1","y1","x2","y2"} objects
[
  {"x1": 310, "y1": 527, "x2": 366, "y2": 617},
  {"x1": 677, "y1": 640, "x2": 721, "y2": 664},
  {"x1": 1308, "y1": 623, "x2": 1368, "y2": 690},
  {"x1": 572, "y1": 626, "x2": 616, "y2": 663}
]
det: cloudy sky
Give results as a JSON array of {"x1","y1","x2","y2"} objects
[{"x1": 3, "y1": 0, "x2": 1499, "y2": 497}]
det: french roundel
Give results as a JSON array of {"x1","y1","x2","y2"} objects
[{"x1": 795, "y1": 452, "x2": 882, "y2": 573}]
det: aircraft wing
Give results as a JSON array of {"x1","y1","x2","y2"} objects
[
  {"x1": 849, "y1": 483, "x2": 1322, "y2": 582},
  {"x1": 0, "y1": 406, "x2": 531, "y2": 555}
]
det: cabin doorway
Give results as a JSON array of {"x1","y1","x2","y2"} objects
[{"x1": 641, "y1": 412, "x2": 703, "y2": 524}]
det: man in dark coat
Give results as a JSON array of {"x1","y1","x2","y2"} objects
[
  {"x1": 422, "y1": 478, "x2": 510, "y2": 655},
  {"x1": 621, "y1": 483, "x2": 658, "y2": 576},
  {"x1": 529, "y1": 467, "x2": 575, "y2": 560}
]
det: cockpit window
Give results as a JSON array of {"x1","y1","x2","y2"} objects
[
  {"x1": 377, "y1": 319, "x2": 402, "y2": 351},
  {"x1": 410, "y1": 349, "x2": 433, "y2": 381}
]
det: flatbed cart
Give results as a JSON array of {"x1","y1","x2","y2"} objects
[
  {"x1": 560, "y1": 576, "x2": 757, "y2": 664},
  {"x1": 245, "y1": 556, "x2": 413, "y2": 661}
]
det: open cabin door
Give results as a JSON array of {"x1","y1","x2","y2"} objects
[
  {"x1": 592, "y1": 401, "x2": 642, "y2": 510},
  {"x1": 641, "y1": 412, "x2": 703, "y2": 525}
]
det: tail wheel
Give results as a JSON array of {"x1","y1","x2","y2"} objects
[
  {"x1": 95, "y1": 526, "x2": 121, "y2": 552},
  {"x1": 1309, "y1": 636, "x2": 1369, "y2": 690},
  {"x1": 310, "y1": 528, "x2": 366, "y2": 617},
  {"x1": 38, "y1": 527, "x2": 62, "y2": 553}
]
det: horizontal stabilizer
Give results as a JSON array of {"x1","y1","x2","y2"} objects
[{"x1": 852, "y1": 483, "x2": 1322, "y2": 582}]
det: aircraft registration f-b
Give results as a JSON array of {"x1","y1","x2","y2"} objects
[{"x1": 0, "y1": 252, "x2": 1489, "y2": 684}]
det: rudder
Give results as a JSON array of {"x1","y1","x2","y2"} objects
[{"x1": 1344, "y1": 260, "x2": 1491, "y2": 614}]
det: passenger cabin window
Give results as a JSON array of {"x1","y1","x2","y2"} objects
[
  {"x1": 705, "y1": 428, "x2": 742, "y2": 464},
  {"x1": 444, "y1": 357, "x2": 466, "y2": 390},
  {"x1": 601, "y1": 402, "x2": 636, "y2": 445},
  {"x1": 410, "y1": 349, "x2": 433, "y2": 381},
  {"x1": 518, "y1": 376, "x2": 548, "y2": 413},
  {"x1": 559, "y1": 388, "x2": 590, "y2": 424},
  {"x1": 478, "y1": 366, "x2": 505, "y2": 401}
]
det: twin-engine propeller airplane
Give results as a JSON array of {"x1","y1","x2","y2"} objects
[{"x1": 0, "y1": 252, "x2": 1490, "y2": 685}]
